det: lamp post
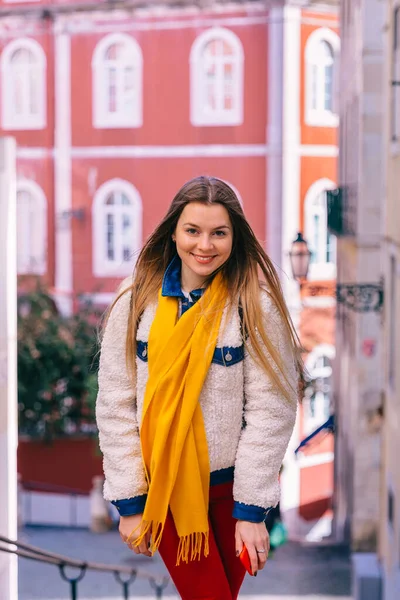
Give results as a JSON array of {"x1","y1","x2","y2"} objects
[
  {"x1": 289, "y1": 232, "x2": 384, "y2": 312},
  {"x1": 288, "y1": 232, "x2": 312, "y2": 284}
]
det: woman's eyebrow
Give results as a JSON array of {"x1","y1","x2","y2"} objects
[{"x1": 183, "y1": 223, "x2": 231, "y2": 230}]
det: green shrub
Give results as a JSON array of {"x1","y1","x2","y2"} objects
[{"x1": 17, "y1": 285, "x2": 101, "y2": 440}]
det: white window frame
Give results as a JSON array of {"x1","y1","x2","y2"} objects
[
  {"x1": 1, "y1": 38, "x2": 46, "y2": 130},
  {"x1": 92, "y1": 33, "x2": 143, "y2": 129},
  {"x1": 305, "y1": 28, "x2": 340, "y2": 128},
  {"x1": 93, "y1": 179, "x2": 142, "y2": 277},
  {"x1": 190, "y1": 27, "x2": 244, "y2": 127},
  {"x1": 17, "y1": 179, "x2": 47, "y2": 275},
  {"x1": 305, "y1": 178, "x2": 337, "y2": 281},
  {"x1": 303, "y1": 344, "x2": 335, "y2": 436}
]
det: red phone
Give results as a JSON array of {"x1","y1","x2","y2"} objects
[{"x1": 239, "y1": 545, "x2": 254, "y2": 576}]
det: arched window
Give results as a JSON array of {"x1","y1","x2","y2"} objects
[
  {"x1": 190, "y1": 28, "x2": 244, "y2": 126},
  {"x1": 305, "y1": 179, "x2": 337, "y2": 280},
  {"x1": 1, "y1": 39, "x2": 46, "y2": 130},
  {"x1": 92, "y1": 34, "x2": 143, "y2": 129},
  {"x1": 17, "y1": 180, "x2": 47, "y2": 275},
  {"x1": 305, "y1": 28, "x2": 340, "y2": 127},
  {"x1": 93, "y1": 179, "x2": 142, "y2": 276},
  {"x1": 303, "y1": 344, "x2": 335, "y2": 435}
]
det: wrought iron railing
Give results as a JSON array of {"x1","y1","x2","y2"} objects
[{"x1": 0, "y1": 535, "x2": 170, "y2": 600}]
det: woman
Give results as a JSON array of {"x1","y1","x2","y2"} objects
[{"x1": 96, "y1": 176, "x2": 302, "y2": 600}]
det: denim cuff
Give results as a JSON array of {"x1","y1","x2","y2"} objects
[
  {"x1": 111, "y1": 494, "x2": 147, "y2": 516},
  {"x1": 233, "y1": 501, "x2": 271, "y2": 523}
]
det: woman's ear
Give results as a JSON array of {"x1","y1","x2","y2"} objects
[{"x1": 172, "y1": 234, "x2": 176, "y2": 243}]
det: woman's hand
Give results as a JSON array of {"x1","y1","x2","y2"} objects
[
  {"x1": 235, "y1": 520, "x2": 270, "y2": 576},
  {"x1": 119, "y1": 514, "x2": 152, "y2": 557}
]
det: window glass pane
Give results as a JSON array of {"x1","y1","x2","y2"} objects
[
  {"x1": 120, "y1": 193, "x2": 131, "y2": 206},
  {"x1": 10, "y1": 48, "x2": 32, "y2": 65},
  {"x1": 324, "y1": 64, "x2": 333, "y2": 111},
  {"x1": 122, "y1": 214, "x2": 132, "y2": 261},
  {"x1": 107, "y1": 67, "x2": 117, "y2": 113},
  {"x1": 224, "y1": 62, "x2": 233, "y2": 81},
  {"x1": 106, "y1": 213, "x2": 115, "y2": 261},
  {"x1": 13, "y1": 70, "x2": 25, "y2": 115},
  {"x1": 327, "y1": 232, "x2": 337, "y2": 263},
  {"x1": 105, "y1": 193, "x2": 115, "y2": 206},
  {"x1": 105, "y1": 43, "x2": 121, "y2": 61},
  {"x1": 222, "y1": 40, "x2": 234, "y2": 56},
  {"x1": 311, "y1": 64, "x2": 319, "y2": 110},
  {"x1": 320, "y1": 40, "x2": 334, "y2": 62},
  {"x1": 30, "y1": 68, "x2": 39, "y2": 115}
]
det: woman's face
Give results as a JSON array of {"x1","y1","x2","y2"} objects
[{"x1": 174, "y1": 202, "x2": 233, "y2": 291}]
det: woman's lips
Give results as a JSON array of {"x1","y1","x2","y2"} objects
[{"x1": 191, "y1": 254, "x2": 216, "y2": 264}]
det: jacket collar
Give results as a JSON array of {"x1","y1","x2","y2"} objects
[{"x1": 162, "y1": 255, "x2": 204, "y2": 301}]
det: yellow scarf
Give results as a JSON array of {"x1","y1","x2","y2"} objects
[{"x1": 133, "y1": 272, "x2": 227, "y2": 565}]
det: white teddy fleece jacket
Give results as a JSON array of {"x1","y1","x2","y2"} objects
[{"x1": 96, "y1": 275, "x2": 298, "y2": 523}]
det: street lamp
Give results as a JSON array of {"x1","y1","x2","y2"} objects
[
  {"x1": 289, "y1": 232, "x2": 384, "y2": 312},
  {"x1": 289, "y1": 232, "x2": 312, "y2": 283}
]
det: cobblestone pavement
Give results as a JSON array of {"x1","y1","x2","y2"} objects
[{"x1": 18, "y1": 527, "x2": 352, "y2": 600}]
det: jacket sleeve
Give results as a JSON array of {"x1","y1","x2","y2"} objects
[
  {"x1": 233, "y1": 290, "x2": 298, "y2": 518},
  {"x1": 96, "y1": 284, "x2": 148, "y2": 503}
]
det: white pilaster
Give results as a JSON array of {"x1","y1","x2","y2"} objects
[
  {"x1": 0, "y1": 137, "x2": 18, "y2": 600},
  {"x1": 54, "y1": 20, "x2": 73, "y2": 315},
  {"x1": 266, "y1": 6, "x2": 284, "y2": 267},
  {"x1": 279, "y1": 5, "x2": 302, "y2": 538}
]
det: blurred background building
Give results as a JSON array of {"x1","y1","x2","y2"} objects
[
  {"x1": 0, "y1": 0, "x2": 340, "y2": 545},
  {"x1": 332, "y1": 1, "x2": 400, "y2": 599}
]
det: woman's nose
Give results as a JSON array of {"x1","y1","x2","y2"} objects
[{"x1": 197, "y1": 234, "x2": 213, "y2": 251}]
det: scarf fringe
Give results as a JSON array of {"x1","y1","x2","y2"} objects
[
  {"x1": 176, "y1": 531, "x2": 209, "y2": 566},
  {"x1": 128, "y1": 521, "x2": 210, "y2": 566},
  {"x1": 127, "y1": 520, "x2": 164, "y2": 553}
]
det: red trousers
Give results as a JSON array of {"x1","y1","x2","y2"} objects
[{"x1": 158, "y1": 482, "x2": 246, "y2": 600}]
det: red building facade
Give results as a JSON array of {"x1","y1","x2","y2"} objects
[{"x1": 1, "y1": 0, "x2": 339, "y2": 536}]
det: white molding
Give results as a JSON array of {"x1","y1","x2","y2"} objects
[
  {"x1": 17, "y1": 147, "x2": 52, "y2": 160},
  {"x1": 1, "y1": 37, "x2": 46, "y2": 131},
  {"x1": 54, "y1": 25, "x2": 73, "y2": 315},
  {"x1": 280, "y1": 5, "x2": 301, "y2": 534},
  {"x1": 16, "y1": 143, "x2": 338, "y2": 160},
  {"x1": 0, "y1": 137, "x2": 18, "y2": 600},
  {"x1": 304, "y1": 28, "x2": 340, "y2": 129},
  {"x1": 92, "y1": 178, "x2": 142, "y2": 278},
  {"x1": 299, "y1": 144, "x2": 338, "y2": 157},
  {"x1": 71, "y1": 144, "x2": 268, "y2": 158},
  {"x1": 302, "y1": 296, "x2": 336, "y2": 308},
  {"x1": 281, "y1": 6, "x2": 301, "y2": 307},
  {"x1": 18, "y1": 144, "x2": 269, "y2": 160},
  {"x1": 190, "y1": 27, "x2": 244, "y2": 127},
  {"x1": 64, "y1": 15, "x2": 269, "y2": 36},
  {"x1": 266, "y1": 6, "x2": 283, "y2": 266},
  {"x1": 16, "y1": 178, "x2": 47, "y2": 275},
  {"x1": 92, "y1": 33, "x2": 143, "y2": 129},
  {"x1": 298, "y1": 452, "x2": 335, "y2": 468}
]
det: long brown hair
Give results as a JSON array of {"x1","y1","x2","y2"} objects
[{"x1": 108, "y1": 176, "x2": 303, "y2": 400}]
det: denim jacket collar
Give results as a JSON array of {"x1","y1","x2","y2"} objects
[{"x1": 162, "y1": 254, "x2": 204, "y2": 301}]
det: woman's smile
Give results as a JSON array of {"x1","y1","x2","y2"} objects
[{"x1": 174, "y1": 202, "x2": 233, "y2": 291}]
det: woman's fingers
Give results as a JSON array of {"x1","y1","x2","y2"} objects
[
  {"x1": 235, "y1": 527, "x2": 244, "y2": 557},
  {"x1": 247, "y1": 544, "x2": 259, "y2": 576}
]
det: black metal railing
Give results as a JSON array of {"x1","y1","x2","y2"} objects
[{"x1": 0, "y1": 535, "x2": 170, "y2": 600}]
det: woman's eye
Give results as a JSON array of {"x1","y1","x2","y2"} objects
[
  {"x1": 214, "y1": 230, "x2": 226, "y2": 237},
  {"x1": 186, "y1": 228, "x2": 198, "y2": 235}
]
